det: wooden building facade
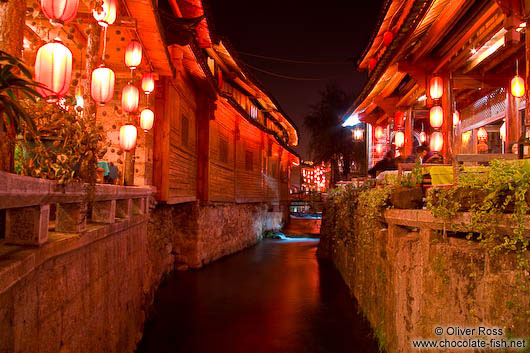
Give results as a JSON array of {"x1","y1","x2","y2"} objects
[{"x1": 344, "y1": 0, "x2": 530, "y2": 168}]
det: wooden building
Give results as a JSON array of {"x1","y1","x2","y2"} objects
[{"x1": 344, "y1": 0, "x2": 530, "y2": 168}]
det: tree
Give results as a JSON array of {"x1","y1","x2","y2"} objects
[{"x1": 304, "y1": 83, "x2": 365, "y2": 185}]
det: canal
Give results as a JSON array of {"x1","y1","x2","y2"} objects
[{"x1": 136, "y1": 238, "x2": 379, "y2": 353}]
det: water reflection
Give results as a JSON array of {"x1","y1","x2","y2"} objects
[{"x1": 137, "y1": 239, "x2": 379, "y2": 353}]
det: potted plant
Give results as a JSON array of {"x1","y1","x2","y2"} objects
[{"x1": 0, "y1": 50, "x2": 42, "y2": 172}]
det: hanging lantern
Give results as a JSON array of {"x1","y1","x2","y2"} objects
[
  {"x1": 500, "y1": 121, "x2": 506, "y2": 141},
  {"x1": 429, "y1": 76, "x2": 443, "y2": 100},
  {"x1": 119, "y1": 123, "x2": 137, "y2": 151},
  {"x1": 419, "y1": 131, "x2": 427, "y2": 144},
  {"x1": 93, "y1": 0, "x2": 116, "y2": 27},
  {"x1": 353, "y1": 128, "x2": 363, "y2": 141},
  {"x1": 395, "y1": 131, "x2": 405, "y2": 148},
  {"x1": 477, "y1": 127, "x2": 488, "y2": 142},
  {"x1": 511, "y1": 75, "x2": 525, "y2": 98},
  {"x1": 41, "y1": 0, "x2": 79, "y2": 26},
  {"x1": 375, "y1": 126, "x2": 384, "y2": 139},
  {"x1": 140, "y1": 108, "x2": 154, "y2": 132},
  {"x1": 383, "y1": 31, "x2": 394, "y2": 46},
  {"x1": 368, "y1": 58, "x2": 377, "y2": 71},
  {"x1": 34, "y1": 40, "x2": 72, "y2": 101},
  {"x1": 430, "y1": 106, "x2": 443, "y2": 129},
  {"x1": 125, "y1": 40, "x2": 142, "y2": 70},
  {"x1": 121, "y1": 83, "x2": 139, "y2": 113},
  {"x1": 91, "y1": 65, "x2": 115, "y2": 104},
  {"x1": 394, "y1": 111, "x2": 404, "y2": 128},
  {"x1": 141, "y1": 72, "x2": 155, "y2": 94},
  {"x1": 452, "y1": 110, "x2": 460, "y2": 127},
  {"x1": 375, "y1": 144, "x2": 383, "y2": 155},
  {"x1": 430, "y1": 132, "x2": 443, "y2": 152}
]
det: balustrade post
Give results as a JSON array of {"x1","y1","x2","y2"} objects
[
  {"x1": 116, "y1": 199, "x2": 133, "y2": 219},
  {"x1": 56, "y1": 202, "x2": 87, "y2": 233},
  {"x1": 91, "y1": 200, "x2": 116, "y2": 224},
  {"x1": 5, "y1": 205, "x2": 50, "y2": 246}
]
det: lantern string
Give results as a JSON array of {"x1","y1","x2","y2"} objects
[{"x1": 101, "y1": 25, "x2": 108, "y2": 62}]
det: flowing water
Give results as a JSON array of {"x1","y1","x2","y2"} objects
[{"x1": 136, "y1": 238, "x2": 379, "y2": 353}]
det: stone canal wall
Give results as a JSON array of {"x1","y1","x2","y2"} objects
[
  {"x1": 149, "y1": 202, "x2": 283, "y2": 269},
  {"x1": 319, "y1": 208, "x2": 530, "y2": 353},
  {"x1": 0, "y1": 173, "x2": 284, "y2": 352}
]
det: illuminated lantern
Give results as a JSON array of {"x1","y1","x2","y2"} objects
[
  {"x1": 511, "y1": 75, "x2": 525, "y2": 98},
  {"x1": 453, "y1": 110, "x2": 460, "y2": 127},
  {"x1": 353, "y1": 128, "x2": 363, "y2": 141},
  {"x1": 91, "y1": 65, "x2": 115, "y2": 104},
  {"x1": 477, "y1": 127, "x2": 488, "y2": 142},
  {"x1": 125, "y1": 40, "x2": 142, "y2": 70},
  {"x1": 375, "y1": 126, "x2": 384, "y2": 139},
  {"x1": 368, "y1": 58, "x2": 377, "y2": 71},
  {"x1": 395, "y1": 131, "x2": 405, "y2": 148},
  {"x1": 430, "y1": 132, "x2": 443, "y2": 152},
  {"x1": 140, "y1": 108, "x2": 154, "y2": 132},
  {"x1": 383, "y1": 31, "x2": 393, "y2": 46},
  {"x1": 419, "y1": 131, "x2": 427, "y2": 144},
  {"x1": 41, "y1": 0, "x2": 79, "y2": 26},
  {"x1": 34, "y1": 41, "x2": 72, "y2": 101},
  {"x1": 93, "y1": 0, "x2": 116, "y2": 27},
  {"x1": 121, "y1": 83, "x2": 139, "y2": 113},
  {"x1": 394, "y1": 111, "x2": 404, "y2": 128},
  {"x1": 429, "y1": 76, "x2": 443, "y2": 100},
  {"x1": 500, "y1": 121, "x2": 506, "y2": 141},
  {"x1": 141, "y1": 72, "x2": 155, "y2": 94},
  {"x1": 119, "y1": 123, "x2": 137, "y2": 151},
  {"x1": 430, "y1": 105, "x2": 443, "y2": 128}
]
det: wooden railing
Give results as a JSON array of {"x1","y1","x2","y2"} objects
[{"x1": 0, "y1": 172, "x2": 153, "y2": 246}]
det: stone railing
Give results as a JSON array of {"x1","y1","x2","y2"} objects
[{"x1": 0, "y1": 172, "x2": 153, "y2": 246}]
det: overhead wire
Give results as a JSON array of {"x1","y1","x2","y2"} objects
[
  {"x1": 235, "y1": 50, "x2": 353, "y2": 65},
  {"x1": 242, "y1": 62, "x2": 348, "y2": 81}
]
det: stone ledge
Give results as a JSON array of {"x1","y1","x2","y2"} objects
[
  {"x1": 0, "y1": 172, "x2": 153, "y2": 209},
  {"x1": 384, "y1": 209, "x2": 529, "y2": 234},
  {"x1": 0, "y1": 214, "x2": 149, "y2": 296}
]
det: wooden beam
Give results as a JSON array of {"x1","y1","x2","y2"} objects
[
  {"x1": 452, "y1": 74, "x2": 511, "y2": 90},
  {"x1": 404, "y1": 108, "x2": 413, "y2": 157},
  {"x1": 373, "y1": 96, "x2": 400, "y2": 117}
]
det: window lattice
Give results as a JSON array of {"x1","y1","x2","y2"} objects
[{"x1": 461, "y1": 88, "x2": 506, "y2": 123}]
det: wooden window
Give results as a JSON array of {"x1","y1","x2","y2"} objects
[
  {"x1": 219, "y1": 137, "x2": 229, "y2": 163},
  {"x1": 245, "y1": 150, "x2": 253, "y2": 171},
  {"x1": 182, "y1": 116, "x2": 189, "y2": 147},
  {"x1": 250, "y1": 104, "x2": 258, "y2": 119}
]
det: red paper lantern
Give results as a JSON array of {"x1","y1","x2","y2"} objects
[
  {"x1": 141, "y1": 72, "x2": 155, "y2": 94},
  {"x1": 34, "y1": 41, "x2": 72, "y2": 101},
  {"x1": 419, "y1": 131, "x2": 427, "y2": 144},
  {"x1": 125, "y1": 40, "x2": 142, "y2": 70},
  {"x1": 453, "y1": 110, "x2": 460, "y2": 127},
  {"x1": 140, "y1": 108, "x2": 154, "y2": 132},
  {"x1": 383, "y1": 31, "x2": 394, "y2": 46},
  {"x1": 119, "y1": 123, "x2": 137, "y2": 151},
  {"x1": 477, "y1": 127, "x2": 488, "y2": 142},
  {"x1": 430, "y1": 132, "x2": 443, "y2": 152},
  {"x1": 375, "y1": 126, "x2": 384, "y2": 139},
  {"x1": 41, "y1": 0, "x2": 79, "y2": 25},
  {"x1": 121, "y1": 83, "x2": 139, "y2": 113},
  {"x1": 394, "y1": 111, "x2": 404, "y2": 128},
  {"x1": 375, "y1": 144, "x2": 383, "y2": 155},
  {"x1": 430, "y1": 106, "x2": 443, "y2": 129},
  {"x1": 511, "y1": 75, "x2": 525, "y2": 98},
  {"x1": 429, "y1": 76, "x2": 443, "y2": 100},
  {"x1": 368, "y1": 58, "x2": 377, "y2": 71},
  {"x1": 93, "y1": 0, "x2": 116, "y2": 27},
  {"x1": 91, "y1": 65, "x2": 115, "y2": 104},
  {"x1": 394, "y1": 131, "x2": 405, "y2": 148}
]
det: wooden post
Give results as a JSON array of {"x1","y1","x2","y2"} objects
[
  {"x1": 404, "y1": 108, "x2": 413, "y2": 157},
  {"x1": 153, "y1": 77, "x2": 169, "y2": 200},
  {"x1": 197, "y1": 96, "x2": 215, "y2": 203},
  {"x1": 441, "y1": 73, "x2": 453, "y2": 162},
  {"x1": 124, "y1": 149, "x2": 135, "y2": 185},
  {"x1": 82, "y1": 22, "x2": 102, "y2": 119},
  {"x1": 506, "y1": 88, "x2": 520, "y2": 151},
  {"x1": 0, "y1": 0, "x2": 25, "y2": 172}
]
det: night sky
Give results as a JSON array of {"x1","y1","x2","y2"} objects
[{"x1": 206, "y1": 1, "x2": 385, "y2": 159}]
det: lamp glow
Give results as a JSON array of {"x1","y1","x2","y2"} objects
[
  {"x1": 92, "y1": 0, "x2": 116, "y2": 27},
  {"x1": 430, "y1": 106, "x2": 443, "y2": 129},
  {"x1": 374, "y1": 126, "x2": 384, "y2": 139},
  {"x1": 125, "y1": 40, "x2": 142, "y2": 70},
  {"x1": 419, "y1": 131, "x2": 427, "y2": 144},
  {"x1": 395, "y1": 131, "x2": 405, "y2": 148},
  {"x1": 478, "y1": 127, "x2": 488, "y2": 141},
  {"x1": 430, "y1": 132, "x2": 443, "y2": 152},
  {"x1": 91, "y1": 65, "x2": 115, "y2": 104},
  {"x1": 511, "y1": 75, "x2": 525, "y2": 98},
  {"x1": 500, "y1": 121, "x2": 506, "y2": 141},
  {"x1": 41, "y1": 0, "x2": 79, "y2": 26},
  {"x1": 119, "y1": 123, "x2": 137, "y2": 151},
  {"x1": 453, "y1": 110, "x2": 460, "y2": 127},
  {"x1": 141, "y1": 72, "x2": 155, "y2": 94},
  {"x1": 140, "y1": 108, "x2": 154, "y2": 132},
  {"x1": 429, "y1": 76, "x2": 443, "y2": 100},
  {"x1": 121, "y1": 83, "x2": 139, "y2": 113}
]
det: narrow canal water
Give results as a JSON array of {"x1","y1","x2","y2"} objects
[{"x1": 136, "y1": 239, "x2": 379, "y2": 353}]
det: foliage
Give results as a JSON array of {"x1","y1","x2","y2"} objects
[
  {"x1": 16, "y1": 98, "x2": 107, "y2": 185},
  {"x1": 304, "y1": 83, "x2": 365, "y2": 182},
  {"x1": 0, "y1": 50, "x2": 43, "y2": 138},
  {"x1": 427, "y1": 159, "x2": 530, "y2": 323},
  {"x1": 399, "y1": 161, "x2": 423, "y2": 187}
]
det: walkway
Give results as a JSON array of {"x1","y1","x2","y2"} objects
[{"x1": 136, "y1": 239, "x2": 379, "y2": 353}]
